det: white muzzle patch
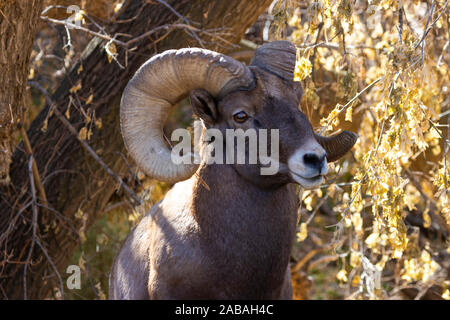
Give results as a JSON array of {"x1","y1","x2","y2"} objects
[{"x1": 287, "y1": 142, "x2": 327, "y2": 189}]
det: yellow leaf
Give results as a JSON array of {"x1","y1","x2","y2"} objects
[
  {"x1": 85, "y1": 94, "x2": 94, "y2": 105},
  {"x1": 77, "y1": 64, "x2": 83, "y2": 75},
  {"x1": 294, "y1": 57, "x2": 312, "y2": 82},
  {"x1": 336, "y1": 269, "x2": 348, "y2": 282},
  {"x1": 70, "y1": 82, "x2": 82, "y2": 93},
  {"x1": 78, "y1": 254, "x2": 86, "y2": 272},
  {"x1": 74, "y1": 10, "x2": 85, "y2": 23},
  {"x1": 79, "y1": 127, "x2": 88, "y2": 140},
  {"x1": 75, "y1": 209, "x2": 83, "y2": 219},
  {"x1": 41, "y1": 118, "x2": 48, "y2": 132},
  {"x1": 376, "y1": 255, "x2": 389, "y2": 271},
  {"x1": 28, "y1": 68, "x2": 35, "y2": 80},
  {"x1": 351, "y1": 274, "x2": 361, "y2": 287},
  {"x1": 297, "y1": 223, "x2": 308, "y2": 242},
  {"x1": 65, "y1": 104, "x2": 71, "y2": 119},
  {"x1": 432, "y1": 145, "x2": 441, "y2": 156},
  {"x1": 350, "y1": 252, "x2": 361, "y2": 268},
  {"x1": 95, "y1": 282, "x2": 107, "y2": 300},
  {"x1": 345, "y1": 106, "x2": 353, "y2": 122},
  {"x1": 423, "y1": 210, "x2": 431, "y2": 228},
  {"x1": 351, "y1": 212, "x2": 362, "y2": 232},
  {"x1": 393, "y1": 248, "x2": 403, "y2": 259},
  {"x1": 365, "y1": 232, "x2": 379, "y2": 248},
  {"x1": 114, "y1": 2, "x2": 123, "y2": 13},
  {"x1": 106, "y1": 42, "x2": 117, "y2": 63}
]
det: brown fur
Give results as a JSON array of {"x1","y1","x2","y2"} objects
[{"x1": 109, "y1": 68, "x2": 355, "y2": 299}]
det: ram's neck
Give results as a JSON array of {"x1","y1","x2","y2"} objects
[{"x1": 191, "y1": 163, "x2": 298, "y2": 298}]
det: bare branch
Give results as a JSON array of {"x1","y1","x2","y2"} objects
[
  {"x1": 28, "y1": 81, "x2": 142, "y2": 206},
  {"x1": 19, "y1": 124, "x2": 48, "y2": 207},
  {"x1": 23, "y1": 156, "x2": 38, "y2": 300}
]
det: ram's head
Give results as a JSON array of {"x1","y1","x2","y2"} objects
[{"x1": 121, "y1": 41, "x2": 357, "y2": 188}]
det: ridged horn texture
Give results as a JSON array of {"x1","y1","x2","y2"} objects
[
  {"x1": 314, "y1": 131, "x2": 358, "y2": 162},
  {"x1": 121, "y1": 48, "x2": 254, "y2": 183},
  {"x1": 250, "y1": 40, "x2": 297, "y2": 81}
]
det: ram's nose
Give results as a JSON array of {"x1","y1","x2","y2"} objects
[{"x1": 303, "y1": 153, "x2": 327, "y2": 175}]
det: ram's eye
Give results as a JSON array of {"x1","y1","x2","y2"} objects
[{"x1": 233, "y1": 111, "x2": 248, "y2": 123}]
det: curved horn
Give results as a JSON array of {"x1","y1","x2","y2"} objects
[
  {"x1": 121, "y1": 48, "x2": 254, "y2": 183},
  {"x1": 314, "y1": 131, "x2": 358, "y2": 162},
  {"x1": 250, "y1": 40, "x2": 297, "y2": 81}
]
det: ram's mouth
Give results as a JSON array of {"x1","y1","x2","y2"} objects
[{"x1": 289, "y1": 171, "x2": 324, "y2": 189}]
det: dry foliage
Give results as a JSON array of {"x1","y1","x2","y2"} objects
[{"x1": 273, "y1": 0, "x2": 449, "y2": 299}]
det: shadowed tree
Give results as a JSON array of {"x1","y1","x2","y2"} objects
[{"x1": 0, "y1": 0, "x2": 44, "y2": 184}]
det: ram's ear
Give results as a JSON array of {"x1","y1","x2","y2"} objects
[
  {"x1": 314, "y1": 131, "x2": 358, "y2": 162},
  {"x1": 190, "y1": 89, "x2": 218, "y2": 125}
]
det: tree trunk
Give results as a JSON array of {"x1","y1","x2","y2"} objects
[
  {"x1": 0, "y1": 0, "x2": 44, "y2": 184},
  {"x1": 0, "y1": 0, "x2": 272, "y2": 299}
]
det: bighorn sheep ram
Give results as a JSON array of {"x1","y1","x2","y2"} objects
[{"x1": 109, "y1": 41, "x2": 357, "y2": 299}]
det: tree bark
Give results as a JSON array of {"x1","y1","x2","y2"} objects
[
  {"x1": 0, "y1": 0, "x2": 272, "y2": 299},
  {"x1": 0, "y1": 0, "x2": 44, "y2": 184}
]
